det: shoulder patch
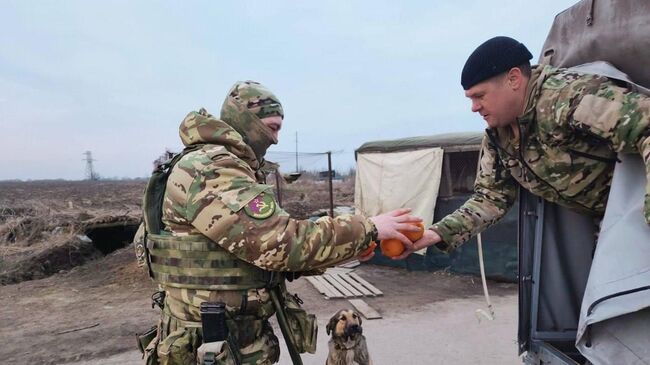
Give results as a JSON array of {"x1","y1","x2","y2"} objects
[{"x1": 244, "y1": 192, "x2": 276, "y2": 219}]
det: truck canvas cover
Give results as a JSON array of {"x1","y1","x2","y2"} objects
[
  {"x1": 575, "y1": 155, "x2": 650, "y2": 363},
  {"x1": 521, "y1": 0, "x2": 650, "y2": 363}
]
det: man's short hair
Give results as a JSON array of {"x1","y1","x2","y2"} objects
[
  {"x1": 518, "y1": 62, "x2": 532, "y2": 79},
  {"x1": 461, "y1": 36, "x2": 533, "y2": 90}
]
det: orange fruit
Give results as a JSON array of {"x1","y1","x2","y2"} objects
[
  {"x1": 403, "y1": 222, "x2": 425, "y2": 242},
  {"x1": 380, "y1": 239, "x2": 405, "y2": 257},
  {"x1": 360, "y1": 241, "x2": 377, "y2": 257}
]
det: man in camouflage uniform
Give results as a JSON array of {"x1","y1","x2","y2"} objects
[
  {"x1": 397, "y1": 36, "x2": 650, "y2": 257},
  {"x1": 144, "y1": 81, "x2": 420, "y2": 364}
]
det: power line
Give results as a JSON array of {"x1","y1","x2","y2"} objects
[{"x1": 82, "y1": 151, "x2": 99, "y2": 180}]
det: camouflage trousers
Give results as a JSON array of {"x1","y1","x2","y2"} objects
[{"x1": 145, "y1": 308, "x2": 280, "y2": 365}]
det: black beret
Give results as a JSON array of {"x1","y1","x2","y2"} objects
[{"x1": 461, "y1": 36, "x2": 532, "y2": 90}]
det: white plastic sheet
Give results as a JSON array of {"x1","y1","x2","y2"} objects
[{"x1": 354, "y1": 148, "x2": 444, "y2": 244}]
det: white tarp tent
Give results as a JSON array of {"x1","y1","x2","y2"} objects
[{"x1": 354, "y1": 147, "x2": 444, "y2": 229}]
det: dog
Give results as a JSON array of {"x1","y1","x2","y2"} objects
[{"x1": 325, "y1": 309, "x2": 372, "y2": 365}]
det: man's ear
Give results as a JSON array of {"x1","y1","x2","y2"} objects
[{"x1": 507, "y1": 67, "x2": 524, "y2": 90}]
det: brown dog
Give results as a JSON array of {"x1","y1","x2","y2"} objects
[{"x1": 325, "y1": 309, "x2": 373, "y2": 365}]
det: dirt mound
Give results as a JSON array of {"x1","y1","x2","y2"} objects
[
  {"x1": 0, "y1": 209, "x2": 75, "y2": 244},
  {"x1": 0, "y1": 213, "x2": 140, "y2": 285},
  {"x1": 0, "y1": 234, "x2": 103, "y2": 285},
  {"x1": 0, "y1": 180, "x2": 145, "y2": 285}
]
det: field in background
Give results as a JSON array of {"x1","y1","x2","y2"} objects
[{"x1": 0, "y1": 173, "x2": 355, "y2": 285}]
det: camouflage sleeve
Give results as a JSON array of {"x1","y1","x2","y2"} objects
[
  {"x1": 187, "y1": 154, "x2": 374, "y2": 272},
  {"x1": 431, "y1": 136, "x2": 518, "y2": 252},
  {"x1": 568, "y1": 81, "x2": 650, "y2": 224}
]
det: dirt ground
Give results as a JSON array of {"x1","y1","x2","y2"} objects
[{"x1": 0, "y1": 245, "x2": 519, "y2": 365}]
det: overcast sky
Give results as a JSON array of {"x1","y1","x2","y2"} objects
[{"x1": 0, "y1": 0, "x2": 578, "y2": 180}]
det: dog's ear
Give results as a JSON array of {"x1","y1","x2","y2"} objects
[
  {"x1": 355, "y1": 310, "x2": 362, "y2": 326},
  {"x1": 326, "y1": 311, "x2": 341, "y2": 336}
]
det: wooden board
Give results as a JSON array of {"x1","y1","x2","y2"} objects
[
  {"x1": 315, "y1": 276, "x2": 347, "y2": 299},
  {"x1": 305, "y1": 276, "x2": 329, "y2": 296},
  {"x1": 322, "y1": 274, "x2": 356, "y2": 297},
  {"x1": 349, "y1": 273, "x2": 383, "y2": 296},
  {"x1": 338, "y1": 274, "x2": 375, "y2": 297},
  {"x1": 306, "y1": 276, "x2": 344, "y2": 299},
  {"x1": 338, "y1": 260, "x2": 360, "y2": 269},
  {"x1": 327, "y1": 274, "x2": 364, "y2": 297},
  {"x1": 348, "y1": 299, "x2": 382, "y2": 319},
  {"x1": 326, "y1": 267, "x2": 354, "y2": 275},
  {"x1": 306, "y1": 272, "x2": 383, "y2": 299}
]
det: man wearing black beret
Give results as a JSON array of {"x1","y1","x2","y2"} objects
[{"x1": 394, "y1": 36, "x2": 650, "y2": 257}]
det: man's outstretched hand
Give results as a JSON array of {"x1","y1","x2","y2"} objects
[
  {"x1": 369, "y1": 208, "x2": 422, "y2": 250},
  {"x1": 392, "y1": 228, "x2": 442, "y2": 260}
]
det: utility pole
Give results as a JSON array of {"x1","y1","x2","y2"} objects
[
  {"x1": 327, "y1": 151, "x2": 334, "y2": 217},
  {"x1": 295, "y1": 131, "x2": 299, "y2": 172},
  {"x1": 83, "y1": 151, "x2": 99, "y2": 181}
]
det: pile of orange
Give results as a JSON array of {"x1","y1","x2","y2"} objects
[{"x1": 380, "y1": 222, "x2": 424, "y2": 258}]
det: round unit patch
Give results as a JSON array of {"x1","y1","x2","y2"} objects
[{"x1": 244, "y1": 192, "x2": 276, "y2": 219}]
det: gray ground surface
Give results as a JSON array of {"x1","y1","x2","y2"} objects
[{"x1": 1, "y1": 247, "x2": 521, "y2": 365}]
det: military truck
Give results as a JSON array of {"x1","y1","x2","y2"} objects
[{"x1": 518, "y1": 1, "x2": 650, "y2": 364}]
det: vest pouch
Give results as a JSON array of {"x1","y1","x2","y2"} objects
[
  {"x1": 197, "y1": 341, "x2": 238, "y2": 365},
  {"x1": 225, "y1": 315, "x2": 264, "y2": 349},
  {"x1": 157, "y1": 328, "x2": 201, "y2": 365},
  {"x1": 284, "y1": 292, "x2": 318, "y2": 354},
  {"x1": 140, "y1": 323, "x2": 160, "y2": 365},
  {"x1": 136, "y1": 325, "x2": 158, "y2": 354}
]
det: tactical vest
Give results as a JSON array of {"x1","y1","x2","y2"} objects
[
  {"x1": 142, "y1": 145, "x2": 277, "y2": 291},
  {"x1": 146, "y1": 233, "x2": 276, "y2": 290}
]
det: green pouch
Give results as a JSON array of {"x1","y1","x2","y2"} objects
[
  {"x1": 283, "y1": 292, "x2": 318, "y2": 354},
  {"x1": 139, "y1": 324, "x2": 160, "y2": 365},
  {"x1": 198, "y1": 341, "x2": 238, "y2": 365},
  {"x1": 136, "y1": 325, "x2": 158, "y2": 355},
  {"x1": 157, "y1": 328, "x2": 201, "y2": 365}
]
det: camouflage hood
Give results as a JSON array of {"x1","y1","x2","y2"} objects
[
  {"x1": 178, "y1": 108, "x2": 261, "y2": 170},
  {"x1": 220, "y1": 81, "x2": 283, "y2": 162}
]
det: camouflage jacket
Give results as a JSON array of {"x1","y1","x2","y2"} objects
[
  {"x1": 432, "y1": 65, "x2": 650, "y2": 251},
  {"x1": 161, "y1": 109, "x2": 374, "y2": 321}
]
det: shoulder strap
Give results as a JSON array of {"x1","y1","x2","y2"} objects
[
  {"x1": 485, "y1": 129, "x2": 504, "y2": 182},
  {"x1": 143, "y1": 144, "x2": 205, "y2": 235}
]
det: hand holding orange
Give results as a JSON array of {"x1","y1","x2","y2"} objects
[
  {"x1": 403, "y1": 222, "x2": 425, "y2": 241},
  {"x1": 380, "y1": 222, "x2": 425, "y2": 258}
]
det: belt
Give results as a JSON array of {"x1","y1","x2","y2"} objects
[{"x1": 161, "y1": 307, "x2": 264, "y2": 349}]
